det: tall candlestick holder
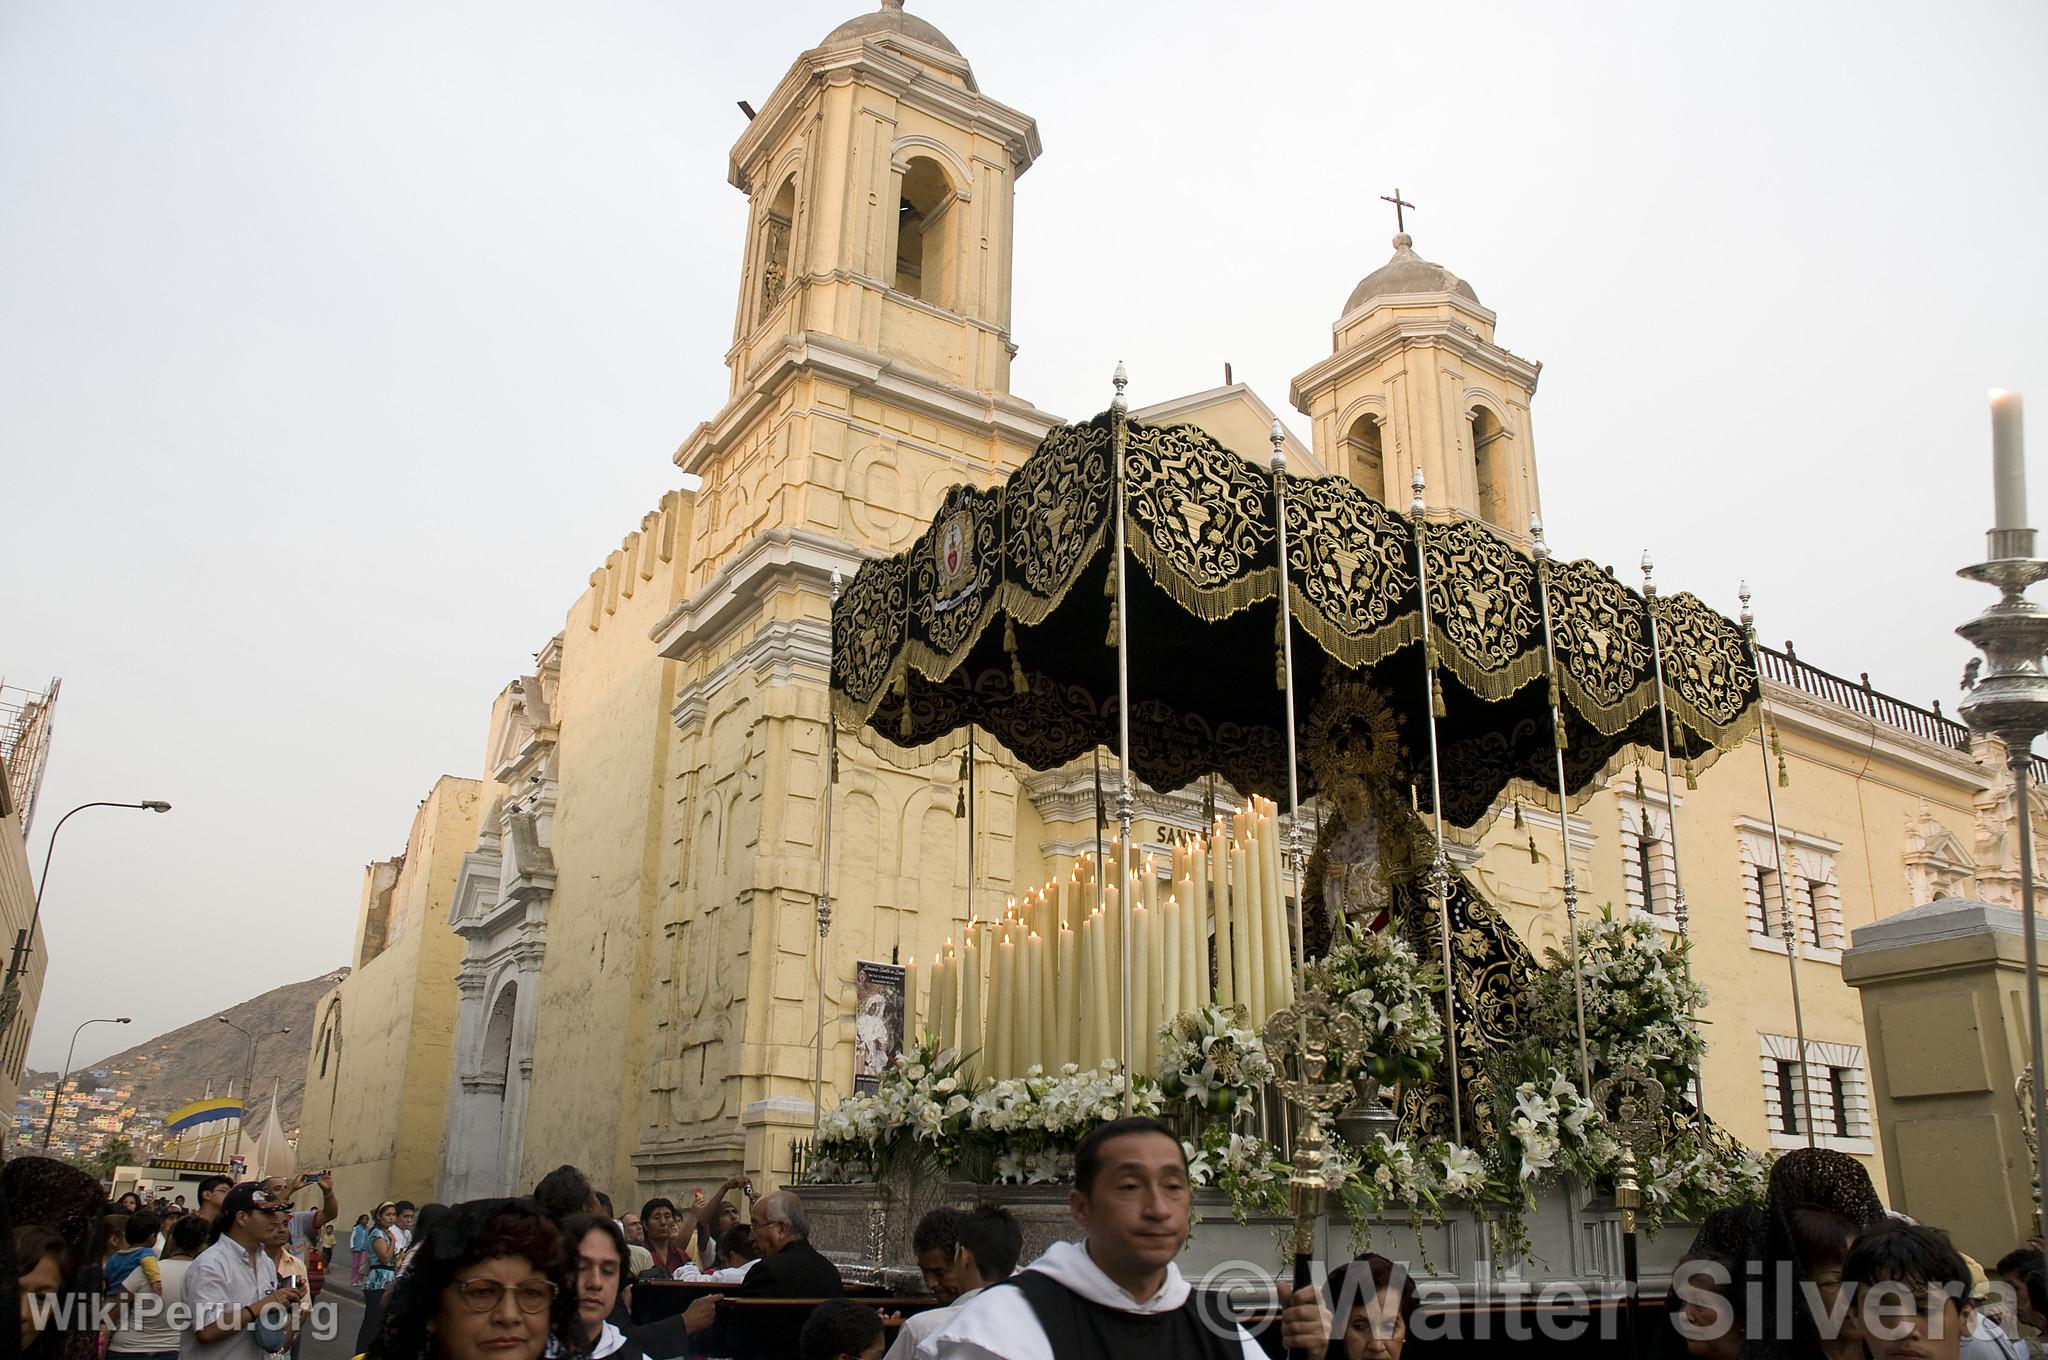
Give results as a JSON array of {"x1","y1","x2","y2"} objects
[
  {"x1": 1592, "y1": 1062, "x2": 1666, "y2": 1358},
  {"x1": 1265, "y1": 992, "x2": 1365, "y2": 1360},
  {"x1": 1958, "y1": 509, "x2": 2048, "y2": 1245}
]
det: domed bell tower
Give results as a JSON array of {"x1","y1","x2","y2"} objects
[
  {"x1": 1291, "y1": 225, "x2": 1544, "y2": 541},
  {"x1": 723, "y1": 0, "x2": 1041, "y2": 402}
]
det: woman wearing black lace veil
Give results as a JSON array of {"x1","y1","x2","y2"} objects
[
  {"x1": 1740, "y1": 1148, "x2": 1886, "y2": 1359},
  {"x1": 1650, "y1": 1205, "x2": 1764, "y2": 1360}
]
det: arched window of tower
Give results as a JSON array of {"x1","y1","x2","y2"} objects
[
  {"x1": 758, "y1": 175, "x2": 796, "y2": 321},
  {"x1": 895, "y1": 156, "x2": 958, "y2": 308},
  {"x1": 1343, "y1": 413, "x2": 1386, "y2": 504},
  {"x1": 1469, "y1": 406, "x2": 1510, "y2": 527}
]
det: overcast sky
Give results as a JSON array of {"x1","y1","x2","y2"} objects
[{"x1": 6, "y1": 1, "x2": 2045, "y2": 1071}]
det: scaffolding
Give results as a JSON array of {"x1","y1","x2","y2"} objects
[{"x1": 0, "y1": 678, "x2": 59, "y2": 835}]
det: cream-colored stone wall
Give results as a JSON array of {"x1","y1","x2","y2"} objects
[
  {"x1": 297, "y1": 776, "x2": 479, "y2": 1217},
  {"x1": 519, "y1": 494, "x2": 695, "y2": 1191}
]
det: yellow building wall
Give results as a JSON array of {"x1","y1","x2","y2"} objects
[
  {"x1": 297, "y1": 776, "x2": 480, "y2": 1217},
  {"x1": 520, "y1": 495, "x2": 695, "y2": 1191},
  {"x1": 0, "y1": 801, "x2": 49, "y2": 1116}
]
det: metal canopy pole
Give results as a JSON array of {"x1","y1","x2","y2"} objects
[
  {"x1": 1742, "y1": 585, "x2": 1816, "y2": 1148},
  {"x1": 1530, "y1": 517, "x2": 1594, "y2": 1099},
  {"x1": 1410, "y1": 468, "x2": 1462, "y2": 1148},
  {"x1": 1111, "y1": 363, "x2": 1136, "y2": 1116},
  {"x1": 1641, "y1": 552, "x2": 1702, "y2": 1113},
  {"x1": 1269, "y1": 421, "x2": 1310, "y2": 1007}
]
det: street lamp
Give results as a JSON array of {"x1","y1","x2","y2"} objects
[
  {"x1": 41, "y1": 1015, "x2": 131, "y2": 1151},
  {"x1": 218, "y1": 1017, "x2": 289, "y2": 1161},
  {"x1": 1, "y1": 801, "x2": 172, "y2": 1041}
]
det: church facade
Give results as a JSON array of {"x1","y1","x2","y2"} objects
[{"x1": 298, "y1": 1, "x2": 2040, "y2": 1211}]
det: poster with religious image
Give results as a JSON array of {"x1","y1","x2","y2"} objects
[{"x1": 852, "y1": 961, "x2": 906, "y2": 1093}]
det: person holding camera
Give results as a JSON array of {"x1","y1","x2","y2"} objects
[{"x1": 179, "y1": 1185, "x2": 305, "y2": 1360}]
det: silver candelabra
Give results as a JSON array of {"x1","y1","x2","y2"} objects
[{"x1": 1957, "y1": 389, "x2": 2048, "y2": 1245}]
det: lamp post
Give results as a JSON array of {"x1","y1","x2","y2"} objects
[
  {"x1": 41, "y1": 1015, "x2": 131, "y2": 1151},
  {"x1": 2, "y1": 801, "x2": 171, "y2": 1041},
  {"x1": 1958, "y1": 388, "x2": 2048, "y2": 1245},
  {"x1": 219, "y1": 1017, "x2": 288, "y2": 1160}
]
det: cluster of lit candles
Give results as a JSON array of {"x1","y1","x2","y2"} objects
[{"x1": 920, "y1": 795, "x2": 1298, "y2": 1079}]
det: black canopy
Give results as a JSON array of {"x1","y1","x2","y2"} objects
[{"x1": 831, "y1": 412, "x2": 1759, "y2": 828}]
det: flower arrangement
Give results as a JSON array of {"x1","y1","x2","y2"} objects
[
  {"x1": 963, "y1": 1060, "x2": 1164, "y2": 1183},
  {"x1": 1156, "y1": 1004, "x2": 1274, "y2": 1120},
  {"x1": 807, "y1": 1043, "x2": 1163, "y2": 1186},
  {"x1": 1531, "y1": 908, "x2": 1707, "y2": 1095},
  {"x1": 807, "y1": 915, "x2": 1761, "y2": 1254},
  {"x1": 808, "y1": 1036, "x2": 975, "y2": 1182},
  {"x1": 1303, "y1": 919, "x2": 1443, "y2": 1091}
]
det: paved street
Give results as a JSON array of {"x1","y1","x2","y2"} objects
[{"x1": 304, "y1": 1293, "x2": 363, "y2": 1360}]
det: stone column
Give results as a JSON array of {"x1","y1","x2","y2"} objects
[
  {"x1": 1841, "y1": 897, "x2": 2039, "y2": 1262},
  {"x1": 439, "y1": 969, "x2": 490, "y2": 1200},
  {"x1": 502, "y1": 942, "x2": 544, "y2": 1195}
]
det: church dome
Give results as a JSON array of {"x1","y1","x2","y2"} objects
[
  {"x1": 1344, "y1": 233, "x2": 1479, "y2": 313},
  {"x1": 820, "y1": 0, "x2": 960, "y2": 57}
]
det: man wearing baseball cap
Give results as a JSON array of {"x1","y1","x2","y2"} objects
[{"x1": 180, "y1": 1185, "x2": 304, "y2": 1360}]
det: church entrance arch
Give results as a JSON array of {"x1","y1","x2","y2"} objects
[{"x1": 473, "y1": 981, "x2": 517, "y2": 1193}]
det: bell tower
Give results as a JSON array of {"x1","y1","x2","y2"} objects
[
  {"x1": 640, "y1": 3, "x2": 1053, "y2": 1190},
  {"x1": 1291, "y1": 230, "x2": 1544, "y2": 541},
  {"x1": 721, "y1": 0, "x2": 1040, "y2": 402}
]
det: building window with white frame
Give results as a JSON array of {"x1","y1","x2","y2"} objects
[
  {"x1": 1618, "y1": 784, "x2": 1678, "y2": 924},
  {"x1": 1738, "y1": 822, "x2": 1846, "y2": 959},
  {"x1": 1759, "y1": 1032, "x2": 1873, "y2": 1152}
]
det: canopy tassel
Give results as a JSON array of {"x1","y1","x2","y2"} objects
[
  {"x1": 1772, "y1": 726, "x2": 1790, "y2": 786},
  {"x1": 895, "y1": 673, "x2": 913, "y2": 739},
  {"x1": 1684, "y1": 756, "x2": 1698, "y2": 790},
  {"x1": 1512, "y1": 801, "x2": 1524, "y2": 831},
  {"x1": 1528, "y1": 835, "x2": 1541, "y2": 865},
  {"x1": 1004, "y1": 618, "x2": 1030, "y2": 695}
]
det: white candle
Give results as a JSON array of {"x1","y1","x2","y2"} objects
[
  {"x1": 905, "y1": 955, "x2": 920, "y2": 1040},
  {"x1": 1130, "y1": 902, "x2": 1152, "y2": 1078},
  {"x1": 1994, "y1": 389, "x2": 2028, "y2": 532},
  {"x1": 1024, "y1": 931, "x2": 1045, "y2": 1073},
  {"x1": 1161, "y1": 894, "x2": 1184, "y2": 1024},
  {"x1": 1056, "y1": 925, "x2": 1077, "y2": 1067},
  {"x1": 960, "y1": 929, "x2": 982, "y2": 1080},
  {"x1": 1230, "y1": 840, "x2": 1255, "y2": 1011},
  {"x1": 1082, "y1": 912, "x2": 1105, "y2": 1064},
  {"x1": 997, "y1": 927, "x2": 1019, "y2": 1077},
  {"x1": 1242, "y1": 833, "x2": 1267, "y2": 1023}
]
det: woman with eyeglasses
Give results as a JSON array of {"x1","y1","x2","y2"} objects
[
  {"x1": 1324, "y1": 1253, "x2": 1419, "y2": 1360},
  {"x1": 559, "y1": 1215, "x2": 641, "y2": 1360},
  {"x1": 363, "y1": 1198, "x2": 581, "y2": 1360}
]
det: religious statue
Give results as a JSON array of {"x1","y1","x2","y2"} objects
[{"x1": 1302, "y1": 682, "x2": 1540, "y2": 1145}]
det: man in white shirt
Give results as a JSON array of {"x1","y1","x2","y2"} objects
[
  {"x1": 887, "y1": 1205, "x2": 1019, "y2": 1360},
  {"x1": 180, "y1": 1185, "x2": 303, "y2": 1360},
  {"x1": 921, "y1": 1117, "x2": 1264, "y2": 1360}
]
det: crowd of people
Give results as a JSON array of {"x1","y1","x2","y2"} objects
[{"x1": 11, "y1": 1125, "x2": 2047, "y2": 1360}]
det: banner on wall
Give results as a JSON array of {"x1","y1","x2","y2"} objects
[{"x1": 852, "y1": 961, "x2": 906, "y2": 1093}]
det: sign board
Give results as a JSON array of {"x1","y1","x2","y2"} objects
[
  {"x1": 147, "y1": 1157, "x2": 233, "y2": 1175},
  {"x1": 852, "y1": 961, "x2": 906, "y2": 1093}
]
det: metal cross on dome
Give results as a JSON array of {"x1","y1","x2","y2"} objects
[{"x1": 1381, "y1": 188, "x2": 1415, "y2": 233}]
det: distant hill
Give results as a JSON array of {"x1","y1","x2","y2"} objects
[{"x1": 28, "y1": 968, "x2": 348, "y2": 1140}]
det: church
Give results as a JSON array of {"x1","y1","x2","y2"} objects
[{"x1": 294, "y1": 0, "x2": 2040, "y2": 1255}]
